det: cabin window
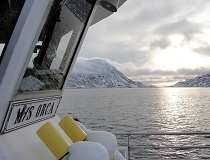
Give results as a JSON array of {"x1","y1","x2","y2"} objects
[
  {"x1": 0, "y1": 0, "x2": 25, "y2": 62},
  {"x1": 19, "y1": 0, "x2": 94, "y2": 92}
]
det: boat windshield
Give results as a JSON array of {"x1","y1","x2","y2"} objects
[
  {"x1": 0, "y1": 0, "x2": 25, "y2": 62},
  {"x1": 18, "y1": 0, "x2": 93, "y2": 92}
]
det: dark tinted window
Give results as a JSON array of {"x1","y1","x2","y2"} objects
[
  {"x1": 19, "y1": 0, "x2": 94, "y2": 92},
  {"x1": 0, "y1": 0, "x2": 25, "y2": 62}
]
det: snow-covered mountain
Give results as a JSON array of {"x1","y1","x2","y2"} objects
[
  {"x1": 172, "y1": 74, "x2": 210, "y2": 87},
  {"x1": 66, "y1": 58, "x2": 146, "y2": 88}
]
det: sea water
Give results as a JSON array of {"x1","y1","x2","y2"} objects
[{"x1": 58, "y1": 88, "x2": 210, "y2": 159}]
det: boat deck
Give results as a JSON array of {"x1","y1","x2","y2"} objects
[{"x1": 0, "y1": 115, "x2": 73, "y2": 160}]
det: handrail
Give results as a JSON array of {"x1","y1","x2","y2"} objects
[
  {"x1": 117, "y1": 147, "x2": 129, "y2": 160},
  {"x1": 114, "y1": 131, "x2": 210, "y2": 160},
  {"x1": 114, "y1": 131, "x2": 210, "y2": 135}
]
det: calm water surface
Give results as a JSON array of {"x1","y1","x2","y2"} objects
[{"x1": 58, "y1": 88, "x2": 210, "y2": 159}]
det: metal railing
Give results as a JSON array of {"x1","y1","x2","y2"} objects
[
  {"x1": 115, "y1": 131, "x2": 210, "y2": 160},
  {"x1": 117, "y1": 147, "x2": 129, "y2": 159}
]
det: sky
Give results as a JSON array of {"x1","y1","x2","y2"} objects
[
  {"x1": 1, "y1": 0, "x2": 210, "y2": 87},
  {"x1": 79, "y1": 0, "x2": 210, "y2": 87},
  {"x1": 1, "y1": 1, "x2": 210, "y2": 87}
]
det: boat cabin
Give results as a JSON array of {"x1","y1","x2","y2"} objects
[{"x1": 0, "y1": 0, "x2": 126, "y2": 159}]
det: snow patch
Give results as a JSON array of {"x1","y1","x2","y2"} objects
[
  {"x1": 87, "y1": 131, "x2": 117, "y2": 158},
  {"x1": 68, "y1": 141, "x2": 109, "y2": 160},
  {"x1": 172, "y1": 73, "x2": 210, "y2": 87},
  {"x1": 67, "y1": 57, "x2": 146, "y2": 88}
]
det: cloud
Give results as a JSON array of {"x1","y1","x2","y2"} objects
[
  {"x1": 193, "y1": 47, "x2": 210, "y2": 56},
  {"x1": 74, "y1": 56, "x2": 210, "y2": 87},
  {"x1": 125, "y1": 67, "x2": 210, "y2": 86},
  {"x1": 78, "y1": 0, "x2": 210, "y2": 86},
  {"x1": 154, "y1": 19, "x2": 202, "y2": 43},
  {"x1": 106, "y1": 58, "x2": 210, "y2": 85},
  {"x1": 150, "y1": 38, "x2": 171, "y2": 49}
]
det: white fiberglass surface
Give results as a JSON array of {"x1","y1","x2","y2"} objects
[{"x1": 0, "y1": 116, "x2": 73, "y2": 160}]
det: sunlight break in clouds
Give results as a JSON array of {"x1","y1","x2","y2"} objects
[
  {"x1": 153, "y1": 48, "x2": 210, "y2": 71},
  {"x1": 78, "y1": 0, "x2": 210, "y2": 87}
]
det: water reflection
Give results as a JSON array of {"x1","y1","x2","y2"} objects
[
  {"x1": 161, "y1": 88, "x2": 181, "y2": 130},
  {"x1": 154, "y1": 88, "x2": 207, "y2": 157},
  {"x1": 159, "y1": 88, "x2": 199, "y2": 132},
  {"x1": 58, "y1": 88, "x2": 210, "y2": 159}
]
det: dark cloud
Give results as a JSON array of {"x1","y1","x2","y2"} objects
[
  {"x1": 177, "y1": 68, "x2": 210, "y2": 76},
  {"x1": 154, "y1": 19, "x2": 202, "y2": 43},
  {"x1": 150, "y1": 38, "x2": 171, "y2": 49},
  {"x1": 193, "y1": 47, "x2": 210, "y2": 56},
  {"x1": 120, "y1": 66, "x2": 210, "y2": 86},
  {"x1": 80, "y1": 26, "x2": 150, "y2": 65},
  {"x1": 127, "y1": 67, "x2": 210, "y2": 77}
]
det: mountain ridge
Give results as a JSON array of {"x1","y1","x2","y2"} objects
[
  {"x1": 67, "y1": 58, "x2": 147, "y2": 88},
  {"x1": 171, "y1": 73, "x2": 210, "y2": 87}
]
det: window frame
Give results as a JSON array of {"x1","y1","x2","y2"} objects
[{"x1": 12, "y1": 0, "x2": 97, "y2": 100}]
